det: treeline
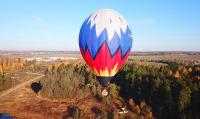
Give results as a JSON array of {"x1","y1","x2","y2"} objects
[
  {"x1": 114, "y1": 62, "x2": 200, "y2": 119},
  {"x1": 0, "y1": 57, "x2": 27, "y2": 76},
  {"x1": 0, "y1": 57, "x2": 27, "y2": 92},
  {"x1": 39, "y1": 61, "x2": 90, "y2": 99},
  {"x1": 41, "y1": 61, "x2": 122, "y2": 99},
  {"x1": 40, "y1": 61, "x2": 121, "y2": 100}
]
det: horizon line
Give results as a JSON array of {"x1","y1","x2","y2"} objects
[{"x1": 0, "y1": 50, "x2": 200, "y2": 52}]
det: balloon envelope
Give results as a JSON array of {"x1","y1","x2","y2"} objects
[{"x1": 79, "y1": 9, "x2": 133, "y2": 78}]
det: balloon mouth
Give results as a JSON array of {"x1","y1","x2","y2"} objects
[{"x1": 96, "y1": 76, "x2": 112, "y2": 88}]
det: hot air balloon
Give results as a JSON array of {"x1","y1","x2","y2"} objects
[{"x1": 79, "y1": 9, "x2": 133, "y2": 96}]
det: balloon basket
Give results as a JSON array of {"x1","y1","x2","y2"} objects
[{"x1": 102, "y1": 88, "x2": 108, "y2": 96}]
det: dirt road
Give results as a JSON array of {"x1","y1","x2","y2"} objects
[{"x1": 0, "y1": 72, "x2": 44, "y2": 99}]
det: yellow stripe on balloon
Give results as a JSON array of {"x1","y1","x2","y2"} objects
[
  {"x1": 93, "y1": 63, "x2": 119, "y2": 77},
  {"x1": 100, "y1": 68, "x2": 110, "y2": 76},
  {"x1": 110, "y1": 63, "x2": 118, "y2": 76}
]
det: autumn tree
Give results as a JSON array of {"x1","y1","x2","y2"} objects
[
  {"x1": 0, "y1": 65, "x2": 3, "y2": 76},
  {"x1": 175, "y1": 70, "x2": 181, "y2": 78}
]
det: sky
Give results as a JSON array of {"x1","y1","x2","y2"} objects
[{"x1": 0, "y1": 0, "x2": 199, "y2": 51}]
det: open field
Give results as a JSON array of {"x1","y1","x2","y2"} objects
[{"x1": 131, "y1": 54, "x2": 200, "y2": 61}]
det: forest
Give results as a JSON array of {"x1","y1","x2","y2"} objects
[{"x1": 34, "y1": 60, "x2": 200, "y2": 119}]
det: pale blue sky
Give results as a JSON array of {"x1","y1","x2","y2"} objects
[{"x1": 0, "y1": 0, "x2": 199, "y2": 51}]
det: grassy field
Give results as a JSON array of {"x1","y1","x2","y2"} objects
[
  {"x1": 130, "y1": 54, "x2": 200, "y2": 65},
  {"x1": 130, "y1": 54, "x2": 200, "y2": 61}
]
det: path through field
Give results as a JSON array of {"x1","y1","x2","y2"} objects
[{"x1": 0, "y1": 72, "x2": 44, "y2": 99}]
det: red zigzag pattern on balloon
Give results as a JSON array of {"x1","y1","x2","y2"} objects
[{"x1": 80, "y1": 42, "x2": 130, "y2": 76}]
